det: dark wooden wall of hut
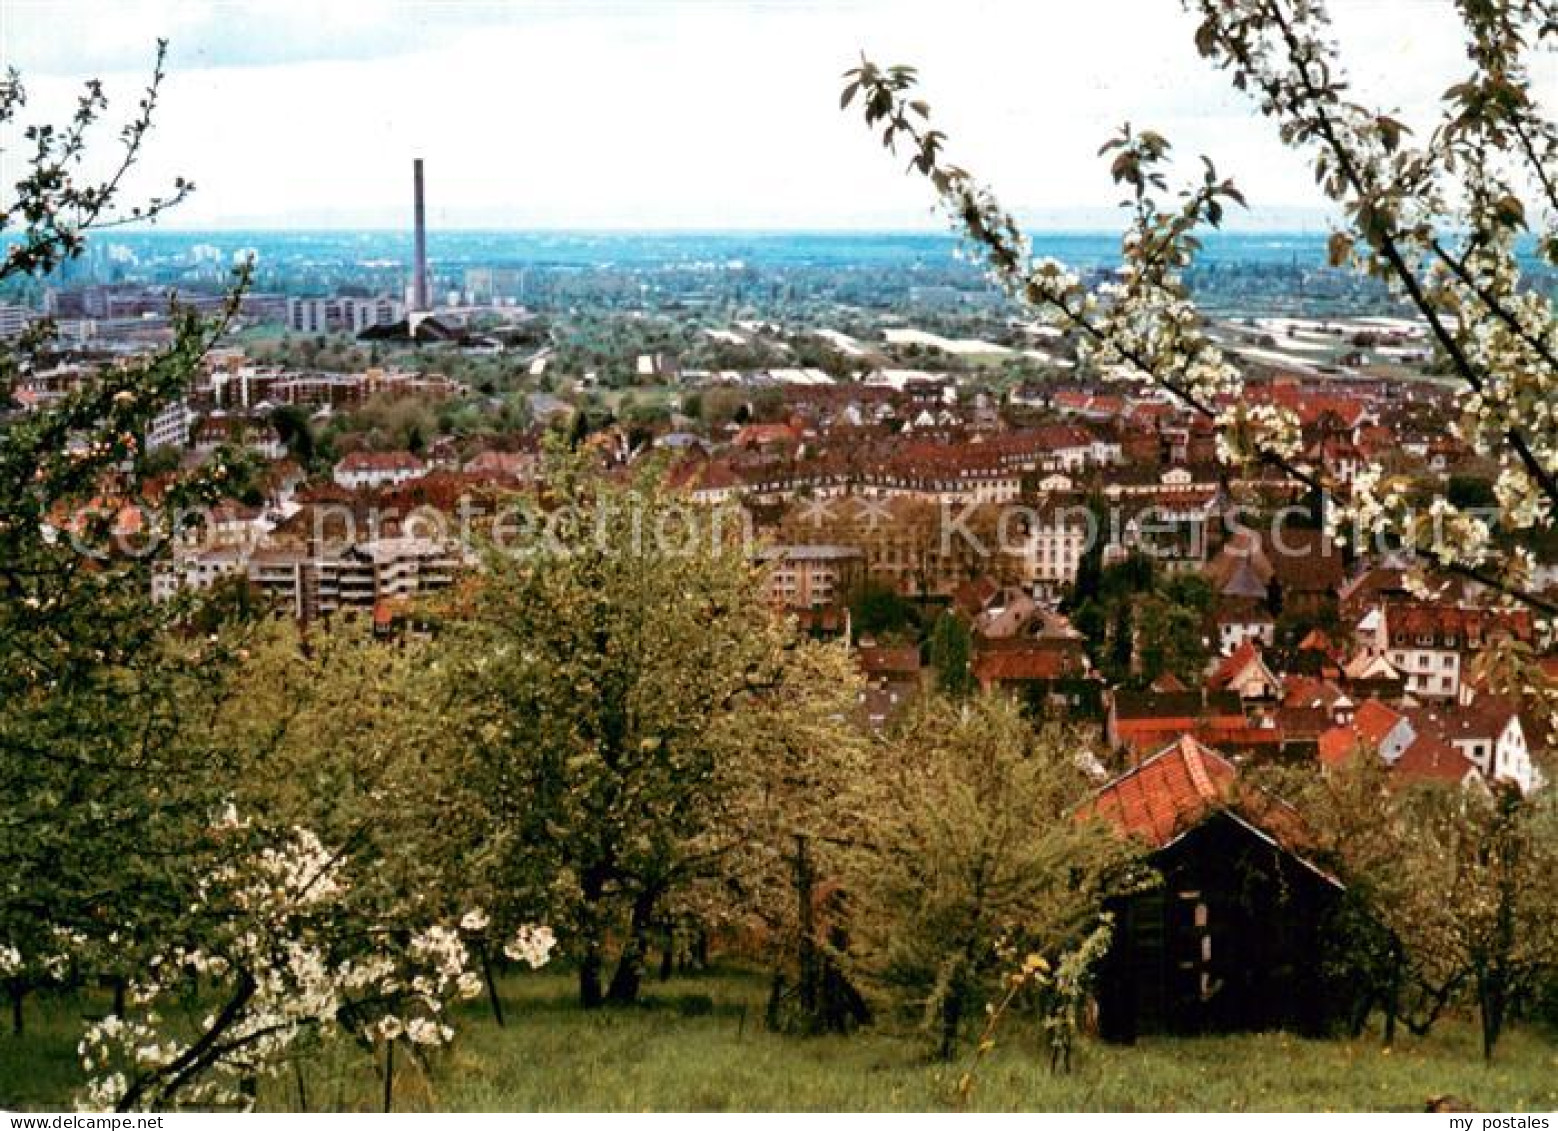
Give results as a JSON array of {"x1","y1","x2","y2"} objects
[{"x1": 1096, "y1": 812, "x2": 1341, "y2": 1042}]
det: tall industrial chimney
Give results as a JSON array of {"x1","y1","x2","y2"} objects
[{"x1": 412, "y1": 158, "x2": 429, "y2": 310}]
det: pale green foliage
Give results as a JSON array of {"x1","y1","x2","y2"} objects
[
  {"x1": 0, "y1": 47, "x2": 251, "y2": 998},
  {"x1": 68, "y1": 617, "x2": 543, "y2": 1111},
  {"x1": 838, "y1": 693, "x2": 1149, "y2": 1058},
  {"x1": 1270, "y1": 754, "x2": 1558, "y2": 1060},
  {"x1": 447, "y1": 455, "x2": 866, "y2": 1005},
  {"x1": 1403, "y1": 782, "x2": 1558, "y2": 1060}
]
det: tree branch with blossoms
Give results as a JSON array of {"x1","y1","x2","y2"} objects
[
  {"x1": 76, "y1": 819, "x2": 556, "y2": 1112},
  {"x1": 840, "y1": 0, "x2": 1557, "y2": 628}
]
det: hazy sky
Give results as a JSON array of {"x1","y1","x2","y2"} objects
[{"x1": 2, "y1": 0, "x2": 1545, "y2": 230}]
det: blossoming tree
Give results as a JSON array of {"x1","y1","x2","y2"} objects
[{"x1": 842, "y1": 0, "x2": 1556, "y2": 718}]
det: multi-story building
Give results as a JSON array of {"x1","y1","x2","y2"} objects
[
  {"x1": 0, "y1": 303, "x2": 37, "y2": 339},
  {"x1": 287, "y1": 295, "x2": 405, "y2": 335},
  {"x1": 758, "y1": 544, "x2": 863, "y2": 609},
  {"x1": 246, "y1": 536, "x2": 467, "y2": 620}
]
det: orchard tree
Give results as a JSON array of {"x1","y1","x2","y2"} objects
[
  {"x1": 706, "y1": 633, "x2": 870, "y2": 1035},
  {"x1": 838, "y1": 693, "x2": 1150, "y2": 1059},
  {"x1": 0, "y1": 45, "x2": 256, "y2": 1017},
  {"x1": 1269, "y1": 753, "x2": 1558, "y2": 1061},
  {"x1": 927, "y1": 610, "x2": 975, "y2": 697},
  {"x1": 448, "y1": 454, "x2": 866, "y2": 1008},
  {"x1": 842, "y1": 0, "x2": 1557, "y2": 720}
]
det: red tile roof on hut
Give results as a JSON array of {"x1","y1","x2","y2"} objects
[
  {"x1": 1078, "y1": 736, "x2": 1321, "y2": 864},
  {"x1": 1080, "y1": 736, "x2": 1236, "y2": 849}
]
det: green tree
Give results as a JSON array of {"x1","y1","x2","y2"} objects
[
  {"x1": 270, "y1": 403, "x2": 317, "y2": 469},
  {"x1": 1135, "y1": 595, "x2": 1209, "y2": 687},
  {"x1": 1278, "y1": 755, "x2": 1558, "y2": 1061},
  {"x1": 0, "y1": 45, "x2": 252, "y2": 1021},
  {"x1": 449, "y1": 456, "x2": 862, "y2": 1008},
  {"x1": 839, "y1": 694, "x2": 1148, "y2": 1059},
  {"x1": 927, "y1": 611, "x2": 974, "y2": 697}
]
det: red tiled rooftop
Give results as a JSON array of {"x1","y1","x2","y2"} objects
[
  {"x1": 1080, "y1": 736, "x2": 1326, "y2": 868},
  {"x1": 972, "y1": 648, "x2": 1077, "y2": 683},
  {"x1": 1078, "y1": 736, "x2": 1238, "y2": 849}
]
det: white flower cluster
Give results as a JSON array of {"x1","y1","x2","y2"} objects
[
  {"x1": 76, "y1": 822, "x2": 552, "y2": 1113},
  {"x1": 1214, "y1": 402, "x2": 1304, "y2": 467},
  {"x1": 1329, "y1": 464, "x2": 1409, "y2": 551},
  {"x1": 504, "y1": 924, "x2": 558, "y2": 969}
]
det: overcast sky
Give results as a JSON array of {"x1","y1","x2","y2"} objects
[{"x1": 2, "y1": 0, "x2": 1545, "y2": 230}]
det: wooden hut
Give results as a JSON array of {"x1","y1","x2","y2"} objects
[{"x1": 1080, "y1": 736, "x2": 1344, "y2": 1041}]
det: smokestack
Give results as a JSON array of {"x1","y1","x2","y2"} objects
[{"x1": 412, "y1": 158, "x2": 429, "y2": 310}]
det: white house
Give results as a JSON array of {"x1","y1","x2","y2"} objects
[{"x1": 333, "y1": 451, "x2": 427, "y2": 490}]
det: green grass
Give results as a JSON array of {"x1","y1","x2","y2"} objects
[{"x1": 4, "y1": 971, "x2": 1556, "y2": 1112}]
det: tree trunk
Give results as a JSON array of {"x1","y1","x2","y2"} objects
[
  {"x1": 579, "y1": 952, "x2": 603, "y2": 1010},
  {"x1": 479, "y1": 945, "x2": 505, "y2": 1028},
  {"x1": 578, "y1": 869, "x2": 607, "y2": 1010},
  {"x1": 795, "y1": 836, "x2": 819, "y2": 1029},
  {"x1": 1478, "y1": 966, "x2": 1507, "y2": 1064},
  {"x1": 8, "y1": 980, "x2": 22, "y2": 1037},
  {"x1": 821, "y1": 924, "x2": 869, "y2": 1033},
  {"x1": 939, "y1": 990, "x2": 962, "y2": 1062},
  {"x1": 606, "y1": 890, "x2": 658, "y2": 1005}
]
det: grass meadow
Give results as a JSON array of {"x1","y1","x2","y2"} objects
[{"x1": 3, "y1": 969, "x2": 1556, "y2": 1112}]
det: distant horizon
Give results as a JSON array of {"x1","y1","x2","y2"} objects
[{"x1": 83, "y1": 224, "x2": 1338, "y2": 238}]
